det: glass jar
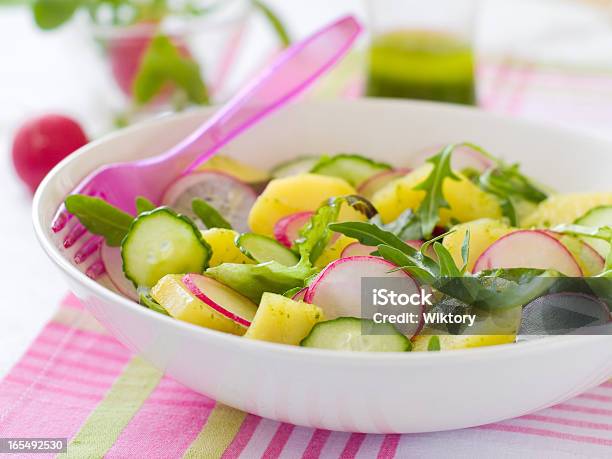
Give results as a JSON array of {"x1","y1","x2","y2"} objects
[{"x1": 365, "y1": 0, "x2": 479, "y2": 105}]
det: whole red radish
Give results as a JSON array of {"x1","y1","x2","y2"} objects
[{"x1": 12, "y1": 114, "x2": 88, "y2": 192}]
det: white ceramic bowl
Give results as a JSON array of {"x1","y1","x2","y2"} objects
[{"x1": 34, "y1": 100, "x2": 612, "y2": 433}]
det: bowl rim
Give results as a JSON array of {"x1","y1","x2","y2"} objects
[{"x1": 32, "y1": 99, "x2": 612, "y2": 363}]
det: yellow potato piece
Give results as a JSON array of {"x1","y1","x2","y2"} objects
[
  {"x1": 371, "y1": 164, "x2": 502, "y2": 225},
  {"x1": 315, "y1": 235, "x2": 357, "y2": 268},
  {"x1": 244, "y1": 293, "x2": 324, "y2": 345},
  {"x1": 412, "y1": 334, "x2": 515, "y2": 351},
  {"x1": 200, "y1": 228, "x2": 254, "y2": 267},
  {"x1": 151, "y1": 274, "x2": 247, "y2": 335},
  {"x1": 248, "y1": 174, "x2": 364, "y2": 236},
  {"x1": 197, "y1": 155, "x2": 270, "y2": 184},
  {"x1": 522, "y1": 193, "x2": 612, "y2": 228},
  {"x1": 443, "y1": 219, "x2": 512, "y2": 272}
]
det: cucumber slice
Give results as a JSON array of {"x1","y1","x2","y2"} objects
[
  {"x1": 236, "y1": 233, "x2": 299, "y2": 266},
  {"x1": 575, "y1": 206, "x2": 612, "y2": 257},
  {"x1": 122, "y1": 208, "x2": 211, "y2": 288},
  {"x1": 310, "y1": 154, "x2": 391, "y2": 187},
  {"x1": 300, "y1": 317, "x2": 411, "y2": 352},
  {"x1": 271, "y1": 156, "x2": 320, "y2": 178}
]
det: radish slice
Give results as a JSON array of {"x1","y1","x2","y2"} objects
[
  {"x1": 357, "y1": 168, "x2": 411, "y2": 198},
  {"x1": 304, "y1": 256, "x2": 424, "y2": 337},
  {"x1": 182, "y1": 274, "x2": 257, "y2": 328},
  {"x1": 101, "y1": 244, "x2": 138, "y2": 301},
  {"x1": 410, "y1": 144, "x2": 495, "y2": 173},
  {"x1": 291, "y1": 287, "x2": 308, "y2": 301},
  {"x1": 341, "y1": 242, "x2": 377, "y2": 258},
  {"x1": 473, "y1": 230, "x2": 583, "y2": 276},
  {"x1": 162, "y1": 171, "x2": 257, "y2": 232},
  {"x1": 273, "y1": 211, "x2": 314, "y2": 247},
  {"x1": 519, "y1": 293, "x2": 611, "y2": 336}
]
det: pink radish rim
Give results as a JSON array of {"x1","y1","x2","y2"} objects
[
  {"x1": 273, "y1": 211, "x2": 314, "y2": 247},
  {"x1": 291, "y1": 287, "x2": 308, "y2": 301},
  {"x1": 182, "y1": 273, "x2": 252, "y2": 328},
  {"x1": 356, "y1": 168, "x2": 412, "y2": 194},
  {"x1": 473, "y1": 229, "x2": 583, "y2": 275},
  {"x1": 101, "y1": 244, "x2": 138, "y2": 301}
]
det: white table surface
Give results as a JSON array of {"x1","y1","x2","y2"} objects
[{"x1": 1, "y1": 0, "x2": 612, "y2": 377}]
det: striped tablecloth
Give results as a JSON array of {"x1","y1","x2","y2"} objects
[{"x1": 1, "y1": 61, "x2": 611, "y2": 458}]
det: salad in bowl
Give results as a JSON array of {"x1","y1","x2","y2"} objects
[{"x1": 63, "y1": 141, "x2": 612, "y2": 352}]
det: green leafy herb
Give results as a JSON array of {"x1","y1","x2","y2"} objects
[
  {"x1": 192, "y1": 198, "x2": 232, "y2": 230},
  {"x1": 133, "y1": 34, "x2": 208, "y2": 106},
  {"x1": 252, "y1": 0, "x2": 291, "y2": 47},
  {"x1": 462, "y1": 143, "x2": 549, "y2": 225},
  {"x1": 32, "y1": 0, "x2": 79, "y2": 29},
  {"x1": 65, "y1": 194, "x2": 134, "y2": 246},
  {"x1": 433, "y1": 243, "x2": 462, "y2": 277},
  {"x1": 135, "y1": 196, "x2": 156, "y2": 214},
  {"x1": 139, "y1": 292, "x2": 170, "y2": 316},
  {"x1": 414, "y1": 145, "x2": 460, "y2": 238},
  {"x1": 427, "y1": 336, "x2": 441, "y2": 351},
  {"x1": 370, "y1": 209, "x2": 422, "y2": 241}
]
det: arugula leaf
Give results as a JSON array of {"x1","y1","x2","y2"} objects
[
  {"x1": 427, "y1": 336, "x2": 441, "y2": 351},
  {"x1": 414, "y1": 145, "x2": 460, "y2": 238},
  {"x1": 65, "y1": 195, "x2": 134, "y2": 246},
  {"x1": 370, "y1": 209, "x2": 422, "y2": 241},
  {"x1": 298, "y1": 195, "x2": 377, "y2": 263},
  {"x1": 433, "y1": 243, "x2": 462, "y2": 277},
  {"x1": 32, "y1": 0, "x2": 80, "y2": 30},
  {"x1": 461, "y1": 143, "x2": 548, "y2": 225},
  {"x1": 252, "y1": 0, "x2": 291, "y2": 47},
  {"x1": 135, "y1": 196, "x2": 156, "y2": 214},
  {"x1": 192, "y1": 198, "x2": 232, "y2": 230},
  {"x1": 133, "y1": 34, "x2": 208, "y2": 106},
  {"x1": 376, "y1": 245, "x2": 436, "y2": 284}
]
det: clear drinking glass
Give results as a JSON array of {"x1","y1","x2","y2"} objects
[{"x1": 365, "y1": 0, "x2": 479, "y2": 105}]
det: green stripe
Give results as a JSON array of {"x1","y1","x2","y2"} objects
[
  {"x1": 182, "y1": 404, "x2": 246, "y2": 459},
  {"x1": 60, "y1": 357, "x2": 162, "y2": 458}
]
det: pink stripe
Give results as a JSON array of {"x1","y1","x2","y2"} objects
[
  {"x1": 0, "y1": 330, "x2": 126, "y2": 441},
  {"x1": 578, "y1": 393, "x2": 612, "y2": 403},
  {"x1": 600, "y1": 381, "x2": 612, "y2": 388},
  {"x1": 25, "y1": 349, "x2": 129, "y2": 375},
  {"x1": 339, "y1": 433, "x2": 366, "y2": 458},
  {"x1": 262, "y1": 423, "x2": 295, "y2": 458},
  {"x1": 46, "y1": 321, "x2": 120, "y2": 346},
  {"x1": 15, "y1": 361, "x2": 114, "y2": 389},
  {"x1": 36, "y1": 335, "x2": 128, "y2": 363},
  {"x1": 222, "y1": 414, "x2": 262, "y2": 458},
  {"x1": 107, "y1": 377, "x2": 214, "y2": 459},
  {"x1": 377, "y1": 434, "x2": 400, "y2": 459},
  {"x1": 61, "y1": 293, "x2": 84, "y2": 309},
  {"x1": 302, "y1": 429, "x2": 331, "y2": 459},
  {"x1": 479, "y1": 423, "x2": 612, "y2": 446},
  {"x1": 522, "y1": 414, "x2": 612, "y2": 431},
  {"x1": 552, "y1": 403, "x2": 612, "y2": 417},
  {"x1": 5, "y1": 375, "x2": 102, "y2": 401},
  {"x1": 505, "y1": 64, "x2": 534, "y2": 115}
]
